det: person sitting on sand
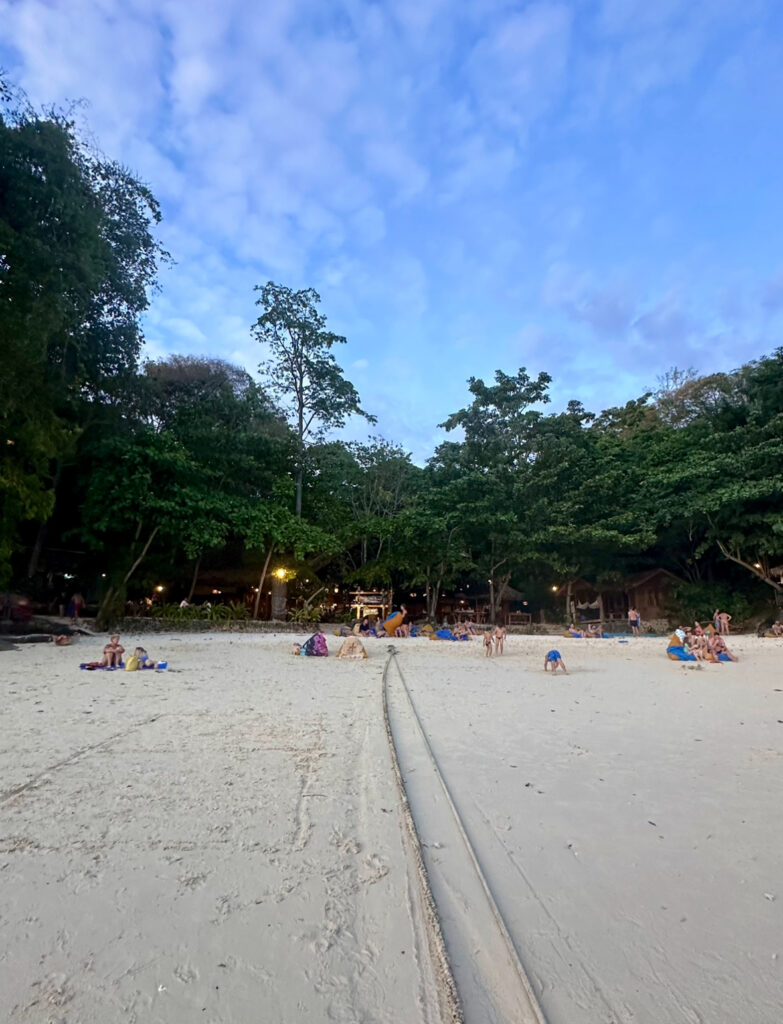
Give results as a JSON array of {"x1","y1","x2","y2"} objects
[
  {"x1": 102, "y1": 634, "x2": 124, "y2": 667},
  {"x1": 544, "y1": 649, "x2": 567, "y2": 673},
  {"x1": 771, "y1": 621, "x2": 783, "y2": 637},
  {"x1": 693, "y1": 621, "x2": 704, "y2": 636},
  {"x1": 708, "y1": 633, "x2": 738, "y2": 662},
  {"x1": 133, "y1": 646, "x2": 158, "y2": 669},
  {"x1": 483, "y1": 630, "x2": 493, "y2": 657},
  {"x1": 493, "y1": 624, "x2": 506, "y2": 655},
  {"x1": 568, "y1": 624, "x2": 585, "y2": 638},
  {"x1": 358, "y1": 616, "x2": 372, "y2": 636},
  {"x1": 586, "y1": 623, "x2": 602, "y2": 638},
  {"x1": 685, "y1": 631, "x2": 713, "y2": 663}
]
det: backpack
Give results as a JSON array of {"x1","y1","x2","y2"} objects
[{"x1": 304, "y1": 633, "x2": 328, "y2": 657}]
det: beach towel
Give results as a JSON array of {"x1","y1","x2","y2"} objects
[
  {"x1": 80, "y1": 662, "x2": 124, "y2": 670},
  {"x1": 336, "y1": 636, "x2": 368, "y2": 660}
]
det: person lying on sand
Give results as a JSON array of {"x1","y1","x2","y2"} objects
[
  {"x1": 544, "y1": 649, "x2": 567, "y2": 673},
  {"x1": 102, "y1": 634, "x2": 124, "y2": 667},
  {"x1": 568, "y1": 625, "x2": 585, "y2": 638}
]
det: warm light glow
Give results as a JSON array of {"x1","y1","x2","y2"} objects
[
  {"x1": 274, "y1": 568, "x2": 287, "y2": 580},
  {"x1": 754, "y1": 563, "x2": 762, "y2": 568},
  {"x1": 101, "y1": 573, "x2": 106, "y2": 578},
  {"x1": 334, "y1": 587, "x2": 339, "y2": 593},
  {"x1": 155, "y1": 585, "x2": 164, "y2": 592},
  {"x1": 551, "y1": 585, "x2": 558, "y2": 592}
]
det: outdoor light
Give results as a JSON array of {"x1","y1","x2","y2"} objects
[
  {"x1": 551, "y1": 585, "x2": 558, "y2": 592},
  {"x1": 274, "y1": 568, "x2": 287, "y2": 580},
  {"x1": 754, "y1": 563, "x2": 762, "y2": 568},
  {"x1": 155, "y1": 585, "x2": 164, "y2": 592},
  {"x1": 101, "y1": 573, "x2": 106, "y2": 578},
  {"x1": 334, "y1": 587, "x2": 339, "y2": 593}
]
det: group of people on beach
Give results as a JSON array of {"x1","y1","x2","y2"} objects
[
  {"x1": 666, "y1": 621, "x2": 738, "y2": 663},
  {"x1": 80, "y1": 634, "x2": 163, "y2": 670}
]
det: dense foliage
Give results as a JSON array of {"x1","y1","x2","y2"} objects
[{"x1": 2, "y1": 80, "x2": 782, "y2": 625}]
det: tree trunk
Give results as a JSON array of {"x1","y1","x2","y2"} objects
[
  {"x1": 295, "y1": 464, "x2": 303, "y2": 518},
  {"x1": 187, "y1": 553, "x2": 202, "y2": 602},
  {"x1": 96, "y1": 525, "x2": 160, "y2": 629},
  {"x1": 27, "y1": 460, "x2": 64, "y2": 577},
  {"x1": 253, "y1": 543, "x2": 275, "y2": 619},
  {"x1": 716, "y1": 542, "x2": 783, "y2": 593},
  {"x1": 566, "y1": 580, "x2": 572, "y2": 624},
  {"x1": 428, "y1": 576, "x2": 442, "y2": 621}
]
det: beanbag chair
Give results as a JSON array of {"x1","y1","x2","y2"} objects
[
  {"x1": 666, "y1": 645, "x2": 697, "y2": 661},
  {"x1": 383, "y1": 612, "x2": 404, "y2": 636},
  {"x1": 336, "y1": 636, "x2": 368, "y2": 660}
]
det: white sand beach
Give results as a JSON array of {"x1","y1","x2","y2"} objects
[{"x1": 2, "y1": 631, "x2": 782, "y2": 1023}]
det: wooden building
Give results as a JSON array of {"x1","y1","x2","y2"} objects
[{"x1": 556, "y1": 569, "x2": 681, "y2": 625}]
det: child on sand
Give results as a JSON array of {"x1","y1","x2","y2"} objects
[
  {"x1": 493, "y1": 625, "x2": 506, "y2": 655},
  {"x1": 483, "y1": 630, "x2": 493, "y2": 657},
  {"x1": 102, "y1": 634, "x2": 124, "y2": 667},
  {"x1": 544, "y1": 649, "x2": 567, "y2": 673}
]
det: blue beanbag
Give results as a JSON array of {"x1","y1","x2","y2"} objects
[{"x1": 666, "y1": 645, "x2": 697, "y2": 662}]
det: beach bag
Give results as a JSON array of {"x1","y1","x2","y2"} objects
[
  {"x1": 304, "y1": 633, "x2": 328, "y2": 657},
  {"x1": 125, "y1": 654, "x2": 140, "y2": 671}
]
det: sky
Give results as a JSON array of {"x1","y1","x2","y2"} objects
[{"x1": 2, "y1": 0, "x2": 783, "y2": 460}]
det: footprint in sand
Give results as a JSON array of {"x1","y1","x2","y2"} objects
[
  {"x1": 358, "y1": 852, "x2": 389, "y2": 885},
  {"x1": 174, "y1": 963, "x2": 199, "y2": 984}
]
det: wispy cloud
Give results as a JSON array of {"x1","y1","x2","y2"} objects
[{"x1": 1, "y1": 0, "x2": 781, "y2": 452}]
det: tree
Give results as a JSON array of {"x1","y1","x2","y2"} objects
[
  {"x1": 0, "y1": 79, "x2": 167, "y2": 583},
  {"x1": 252, "y1": 282, "x2": 375, "y2": 516}
]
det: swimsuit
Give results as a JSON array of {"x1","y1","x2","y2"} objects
[{"x1": 547, "y1": 650, "x2": 561, "y2": 662}]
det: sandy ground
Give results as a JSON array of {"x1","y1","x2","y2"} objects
[{"x1": 1, "y1": 630, "x2": 782, "y2": 1023}]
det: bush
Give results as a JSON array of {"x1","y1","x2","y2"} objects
[
  {"x1": 664, "y1": 582, "x2": 752, "y2": 626},
  {"x1": 149, "y1": 602, "x2": 248, "y2": 621}
]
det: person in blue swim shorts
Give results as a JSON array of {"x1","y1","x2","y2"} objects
[{"x1": 544, "y1": 649, "x2": 567, "y2": 674}]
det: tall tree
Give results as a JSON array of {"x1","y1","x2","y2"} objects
[
  {"x1": 0, "y1": 79, "x2": 167, "y2": 583},
  {"x1": 252, "y1": 282, "x2": 375, "y2": 516}
]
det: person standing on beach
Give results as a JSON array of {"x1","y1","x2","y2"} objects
[
  {"x1": 483, "y1": 630, "x2": 493, "y2": 657},
  {"x1": 628, "y1": 606, "x2": 641, "y2": 637},
  {"x1": 493, "y1": 624, "x2": 506, "y2": 655},
  {"x1": 715, "y1": 610, "x2": 732, "y2": 634},
  {"x1": 67, "y1": 591, "x2": 85, "y2": 623}
]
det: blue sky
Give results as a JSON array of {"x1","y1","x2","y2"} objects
[{"x1": 3, "y1": 0, "x2": 783, "y2": 460}]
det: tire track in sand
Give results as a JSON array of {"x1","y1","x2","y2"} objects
[{"x1": 383, "y1": 647, "x2": 548, "y2": 1024}]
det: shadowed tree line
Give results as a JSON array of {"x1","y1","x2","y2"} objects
[{"x1": 2, "y1": 81, "x2": 782, "y2": 627}]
